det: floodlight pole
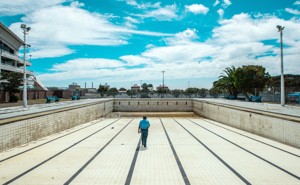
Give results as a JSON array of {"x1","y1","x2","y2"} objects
[
  {"x1": 277, "y1": 25, "x2": 285, "y2": 106},
  {"x1": 162, "y1": 71, "x2": 165, "y2": 98},
  {"x1": 21, "y1": 24, "x2": 30, "y2": 108}
]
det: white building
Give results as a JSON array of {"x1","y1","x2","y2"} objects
[
  {"x1": 0, "y1": 22, "x2": 46, "y2": 90},
  {"x1": 0, "y1": 22, "x2": 33, "y2": 87},
  {"x1": 131, "y1": 84, "x2": 140, "y2": 91}
]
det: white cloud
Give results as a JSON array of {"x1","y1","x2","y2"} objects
[
  {"x1": 214, "y1": 0, "x2": 231, "y2": 8},
  {"x1": 217, "y1": 9, "x2": 224, "y2": 19},
  {"x1": 124, "y1": 16, "x2": 140, "y2": 28},
  {"x1": 145, "y1": 44, "x2": 155, "y2": 49},
  {"x1": 125, "y1": 16, "x2": 140, "y2": 24},
  {"x1": 126, "y1": 0, "x2": 161, "y2": 9},
  {"x1": 214, "y1": 0, "x2": 220, "y2": 7},
  {"x1": 8, "y1": 4, "x2": 172, "y2": 59},
  {"x1": 29, "y1": 46, "x2": 74, "y2": 59},
  {"x1": 70, "y1": 1, "x2": 85, "y2": 8},
  {"x1": 126, "y1": 1, "x2": 178, "y2": 21},
  {"x1": 185, "y1": 4, "x2": 209, "y2": 15},
  {"x1": 52, "y1": 58, "x2": 125, "y2": 71},
  {"x1": 140, "y1": 14, "x2": 300, "y2": 77},
  {"x1": 126, "y1": 0, "x2": 138, "y2": 6},
  {"x1": 120, "y1": 55, "x2": 153, "y2": 66},
  {"x1": 222, "y1": 0, "x2": 232, "y2": 8},
  {"x1": 165, "y1": 29, "x2": 199, "y2": 45},
  {"x1": 285, "y1": 8, "x2": 300, "y2": 15},
  {"x1": 139, "y1": 4, "x2": 178, "y2": 21},
  {"x1": 211, "y1": 13, "x2": 300, "y2": 45},
  {"x1": 38, "y1": 13, "x2": 300, "y2": 87},
  {"x1": 0, "y1": 0, "x2": 68, "y2": 16},
  {"x1": 294, "y1": 1, "x2": 300, "y2": 5}
]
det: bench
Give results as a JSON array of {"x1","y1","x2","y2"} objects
[
  {"x1": 46, "y1": 96, "x2": 60, "y2": 103},
  {"x1": 226, "y1": 95, "x2": 237, "y2": 100},
  {"x1": 249, "y1": 96, "x2": 261, "y2": 102},
  {"x1": 288, "y1": 92, "x2": 300, "y2": 104},
  {"x1": 71, "y1": 95, "x2": 80, "y2": 100}
]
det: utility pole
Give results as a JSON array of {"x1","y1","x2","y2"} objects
[
  {"x1": 162, "y1": 71, "x2": 165, "y2": 98},
  {"x1": 277, "y1": 25, "x2": 285, "y2": 106},
  {"x1": 21, "y1": 24, "x2": 31, "y2": 108}
]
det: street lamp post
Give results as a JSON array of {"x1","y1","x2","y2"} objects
[
  {"x1": 21, "y1": 24, "x2": 31, "y2": 108},
  {"x1": 161, "y1": 71, "x2": 165, "y2": 98},
  {"x1": 277, "y1": 25, "x2": 285, "y2": 106}
]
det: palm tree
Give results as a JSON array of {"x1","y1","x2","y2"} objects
[{"x1": 217, "y1": 66, "x2": 238, "y2": 97}]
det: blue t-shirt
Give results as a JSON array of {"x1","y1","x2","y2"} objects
[{"x1": 139, "y1": 119, "x2": 150, "y2": 129}]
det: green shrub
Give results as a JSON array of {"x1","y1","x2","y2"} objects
[{"x1": 9, "y1": 94, "x2": 19, "y2": 103}]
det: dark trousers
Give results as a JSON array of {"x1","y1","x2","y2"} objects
[{"x1": 141, "y1": 129, "x2": 148, "y2": 147}]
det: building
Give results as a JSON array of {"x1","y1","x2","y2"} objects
[
  {"x1": 156, "y1": 85, "x2": 169, "y2": 91},
  {"x1": 103, "y1": 83, "x2": 110, "y2": 89},
  {"x1": 147, "y1": 85, "x2": 153, "y2": 91},
  {"x1": 0, "y1": 22, "x2": 47, "y2": 102},
  {"x1": 131, "y1": 84, "x2": 140, "y2": 91},
  {"x1": 69, "y1": 82, "x2": 80, "y2": 90},
  {"x1": 0, "y1": 22, "x2": 34, "y2": 88}
]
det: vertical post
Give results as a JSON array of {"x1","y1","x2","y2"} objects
[
  {"x1": 277, "y1": 25, "x2": 285, "y2": 106},
  {"x1": 0, "y1": 42, "x2": 2, "y2": 84},
  {"x1": 162, "y1": 71, "x2": 165, "y2": 98},
  {"x1": 21, "y1": 25, "x2": 30, "y2": 108},
  {"x1": 23, "y1": 30, "x2": 27, "y2": 107}
]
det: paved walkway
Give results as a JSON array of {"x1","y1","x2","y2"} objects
[
  {"x1": 0, "y1": 117, "x2": 299, "y2": 185},
  {"x1": 198, "y1": 98, "x2": 300, "y2": 117},
  {"x1": 0, "y1": 99, "x2": 111, "y2": 120}
]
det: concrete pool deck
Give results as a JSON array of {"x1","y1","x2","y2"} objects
[
  {"x1": 1, "y1": 116, "x2": 299, "y2": 185},
  {"x1": 197, "y1": 98, "x2": 300, "y2": 118},
  {"x1": 1, "y1": 98, "x2": 299, "y2": 119}
]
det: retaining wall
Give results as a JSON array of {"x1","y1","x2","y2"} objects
[
  {"x1": 193, "y1": 99, "x2": 300, "y2": 148},
  {"x1": 0, "y1": 100, "x2": 113, "y2": 152},
  {"x1": 1, "y1": 98, "x2": 299, "y2": 152},
  {"x1": 114, "y1": 98, "x2": 193, "y2": 112}
]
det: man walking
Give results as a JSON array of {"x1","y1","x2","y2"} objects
[{"x1": 138, "y1": 116, "x2": 150, "y2": 148}]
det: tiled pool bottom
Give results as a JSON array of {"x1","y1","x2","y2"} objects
[{"x1": 0, "y1": 117, "x2": 299, "y2": 185}]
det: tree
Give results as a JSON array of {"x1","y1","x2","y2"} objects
[
  {"x1": 140, "y1": 83, "x2": 151, "y2": 98},
  {"x1": 171, "y1": 89, "x2": 182, "y2": 98},
  {"x1": 1, "y1": 72, "x2": 23, "y2": 102},
  {"x1": 126, "y1": 89, "x2": 137, "y2": 98},
  {"x1": 185, "y1": 87, "x2": 198, "y2": 98},
  {"x1": 97, "y1": 84, "x2": 109, "y2": 97},
  {"x1": 147, "y1": 84, "x2": 155, "y2": 95},
  {"x1": 233, "y1": 65, "x2": 270, "y2": 100},
  {"x1": 198, "y1": 88, "x2": 208, "y2": 98},
  {"x1": 107, "y1": 87, "x2": 119, "y2": 98},
  {"x1": 211, "y1": 65, "x2": 270, "y2": 99},
  {"x1": 209, "y1": 86, "x2": 221, "y2": 98},
  {"x1": 268, "y1": 74, "x2": 300, "y2": 94},
  {"x1": 119, "y1": 87, "x2": 126, "y2": 91},
  {"x1": 141, "y1": 83, "x2": 148, "y2": 92},
  {"x1": 211, "y1": 66, "x2": 238, "y2": 98},
  {"x1": 157, "y1": 86, "x2": 169, "y2": 98},
  {"x1": 219, "y1": 66, "x2": 238, "y2": 97}
]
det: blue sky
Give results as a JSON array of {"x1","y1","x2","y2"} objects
[{"x1": 0, "y1": 0, "x2": 300, "y2": 89}]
